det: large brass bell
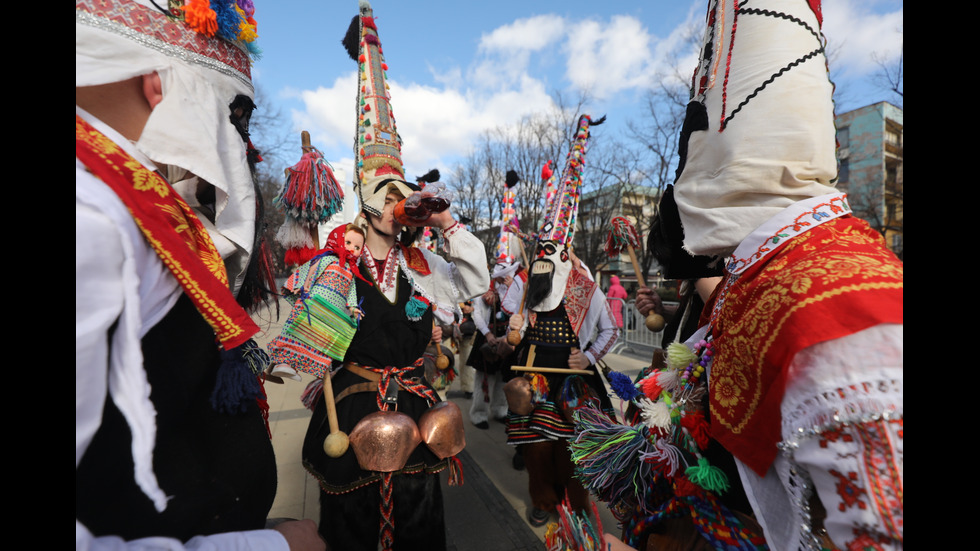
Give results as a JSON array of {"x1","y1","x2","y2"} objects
[
  {"x1": 418, "y1": 401, "x2": 465, "y2": 459},
  {"x1": 348, "y1": 410, "x2": 421, "y2": 472}
]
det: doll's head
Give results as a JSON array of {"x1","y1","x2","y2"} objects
[{"x1": 344, "y1": 223, "x2": 366, "y2": 257}]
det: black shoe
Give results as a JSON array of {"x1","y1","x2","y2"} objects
[
  {"x1": 464, "y1": 392, "x2": 473, "y2": 399},
  {"x1": 527, "y1": 507, "x2": 550, "y2": 527},
  {"x1": 494, "y1": 415, "x2": 508, "y2": 423},
  {"x1": 474, "y1": 421, "x2": 489, "y2": 430},
  {"x1": 512, "y1": 451, "x2": 525, "y2": 471}
]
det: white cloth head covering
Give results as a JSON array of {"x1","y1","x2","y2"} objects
[
  {"x1": 672, "y1": 0, "x2": 838, "y2": 258},
  {"x1": 492, "y1": 261, "x2": 520, "y2": 280},
  {"x1": 76, "y1": 0, "x2": 259, "y2": 288}
]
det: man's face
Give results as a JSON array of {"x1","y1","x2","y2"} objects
[{"x1": 365, "y1": 191, "x2": 404, "y2": 237}]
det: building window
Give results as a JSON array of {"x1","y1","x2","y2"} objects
[
  {"x1": 839, "y1": 159, "x2": 849, "y2": 183},
  {"x1": 885, "y1": 130, "x2": 900, "y2": 146}
]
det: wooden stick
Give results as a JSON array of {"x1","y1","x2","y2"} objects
[
  {"x1": 511, "y1": 365, "x2": 593, "y2": 375},
  {"x1": 507, "y1": 234, "x2": 531, "y2": 346},
  {"x1": 625, "y1": 243, "x2": 666, "y2": 332},
  {"x1": 321, "y1": 370, "x2": 349, "y2": 458}
]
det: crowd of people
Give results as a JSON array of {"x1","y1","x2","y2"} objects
[{"x1": 77, "y1": 0, "x2": 901, "y2": 550}]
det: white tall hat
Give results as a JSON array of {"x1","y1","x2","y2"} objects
[{"x1": 672, "y1": 0, "x2": 838, "y2": 258}]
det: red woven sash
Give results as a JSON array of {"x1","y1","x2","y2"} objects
[{"x1": 76, "y1": 114, "x2": 259, "y2": 349}]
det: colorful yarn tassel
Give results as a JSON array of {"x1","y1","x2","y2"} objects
[
  {"x1": 528, "y1": 373, "x2": 550, "y2": 404},
  {"x1": 608, "y1": 370, "x2": 640, "y2": 401},
  {"x1": 570, "y1": 407, "x2": 655, "y2": 508},
  {"x1": 405, "y1": 295, "x2": 430, "y2": 321},
  {"x1": 685, "y1": 457, "x2": 730, "y2": 495},
  {"x1": 447, "y1": 455, "x2": 464, "y2": 487},
  {"x1": 275, "y1": 146, "x2": 345, "y2": 224},
  {"x1": 300, "y1": 377, "x2": 325, "y2": 411},
  {"x1": 211, "y1": 341, "x2": 264, "y2": 414}
]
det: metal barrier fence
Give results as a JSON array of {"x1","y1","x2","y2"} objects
[{"x1": 605, "y1": 297, "x2": 678, "y2": 355}]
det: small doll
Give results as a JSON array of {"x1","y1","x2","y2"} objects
[{"x1": 267, "y1": 223, "x2": 369, "y2": 382}]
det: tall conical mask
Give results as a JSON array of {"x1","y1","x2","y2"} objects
[
  {"x1": 527, "y1": 115, "x2": 604, "y2": 313},
  {"x1": 343, "y1": 0, "x2": 418, "y2": 217},
  {"x1": 672, "y1": 0, "x2": 838, "y2": 258}
]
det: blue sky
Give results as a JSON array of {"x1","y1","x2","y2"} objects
[{"x1": 251, "y1": 0, "x2": 903, "y2": 180}]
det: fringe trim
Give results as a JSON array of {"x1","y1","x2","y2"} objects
[{"x1": 780, "y1": 377, "x2": 903, "y2": 445}]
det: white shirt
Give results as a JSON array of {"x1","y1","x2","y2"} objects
[{"x1": 76, "y1": 107, "x2": 289, "y2": 551}]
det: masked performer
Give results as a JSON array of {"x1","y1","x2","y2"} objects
[
  {"x1": 76, "y1": 1, "x2": 323, "y2": 549},
  {"x1": 300, "y1": 4, "x2": 489, "y2": 550},
  {"x1": 504, "y1": 115, "x2": 619, "y2": 527},
  {"x1": 578, "y1": 2, "x2": 902, "y2": 550}
]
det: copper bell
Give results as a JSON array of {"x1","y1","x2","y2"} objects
[
  {"x1": 418, "y1": 401, "x2": 465, "y2": 459},
  {"x1": 348, "y1": 410, "x2": 422, "y2": 472},
  {"x1": 504, "y1": 376, "x2": 534, "y2": 416}
]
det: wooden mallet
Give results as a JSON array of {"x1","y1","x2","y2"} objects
[
  {"x1": 434, "y1": 321, "x2": 450, "y2": 371},
  {"x1": 605, "y1": 216, "x2": 666, "y2": 332},
  {"x1": 321, "y1": 369, "x2": 349, "y2": 458}
]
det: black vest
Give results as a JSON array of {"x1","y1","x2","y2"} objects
[{"x1": 76, "y1": 294, "x2": 277, "y2": 541}]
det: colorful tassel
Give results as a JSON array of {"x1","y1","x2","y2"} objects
[
  {"x1": 181, "y1": 0, "x2": 218, "y2": 37},
  {"x1": 665, "y1": 342, "x2": 698, "y2": 371},
  {"x1": 685, "y1": 457, "x2": 730, "y2": 494},
  {"x1": 609, "y1": 370, "x2": 640, "y2": 401},
  {"x1": 570, "y1": 407, "x2": 656, "y2": 507},
  {"x1": 211, "y1": 342, "x2": 264, "y2": 414},
  {"x1": 638, "y1": 397, "x2": 672, "y2": 431},
  {"x1": 300, "y1": 377, "x2": 324, "y2": 411},
  {"x1": 275, "y1": 146, "x2": 345, "y2": 224},
  {"x1": 528, "y1": 373, "x2": 549, "y2": 404},
  {"x1": 447, "y1": 455, "x2": 464, "y2": 486},
  {"x1": 679, "y1": 411, "x2": 711, "y2": 450},
  {"x1": 638, "y1": 371, "x2": 664, "y2": 400},
  {"x1": 405, "y1": 295, "x2": 430, "y2": 321}
]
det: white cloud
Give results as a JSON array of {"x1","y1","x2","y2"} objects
[
  {"x1": 822, "y1": 0, "x2": 903, "y2": 78},
  {"x1": 563, "y1": 15, "x2": 656, "y2": 99},
  {"x1": 478, "y1": 15, "x2": 567, "y2": 53}
]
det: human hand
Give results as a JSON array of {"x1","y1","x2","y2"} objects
[
  {"x1": 485, "y1": 333, "x2": 497, "y2": 346},
  {"x1": 426, "y1": 206, "x2": 455, "y2": 231},
  {"x1": 603, "y1": 533, "x2": 637, "y2": 551},
  {"x1": 432, "y1": 325, "x2": 443, "y2": 344},
  {"x1": 634, "y1": 286, "x2": 664, "y2": 317},
  {"x1": 568, "y1": 348, "x2": 589, "y2": 370},
  {"x1": 272, "y1": 519, "x2": 327, "y2": 551},
  {"x1": 509, "y1": 314, "x2": 524, "y2": 332}
]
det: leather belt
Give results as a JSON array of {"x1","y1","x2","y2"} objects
[{"x1": 334, "y1": 362, "x2": 421, "y2": 403}]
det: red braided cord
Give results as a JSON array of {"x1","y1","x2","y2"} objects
[{"x1": 379, "y1": 472, "x2": 395, "y2": 550}]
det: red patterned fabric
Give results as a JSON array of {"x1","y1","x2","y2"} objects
[
  {"x1": 399, "y1": 244, "x2": 431, "y2": 276},
  {"x1": 708, "y1": 216, "x2": 903, "y2": 475},
  {"x1": 76, "y1": 114, "x2": 259, "y2": 349},
  {"x1": 76, "y1": 0, "x2": 252, "y2": 80},
  {"x1": 563, "y1": 269, "x2": 597, "y2": 336}
]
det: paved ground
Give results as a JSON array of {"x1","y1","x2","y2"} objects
[{"x1": 252, "y1": 299, "x2": 653, "y2": 550}]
